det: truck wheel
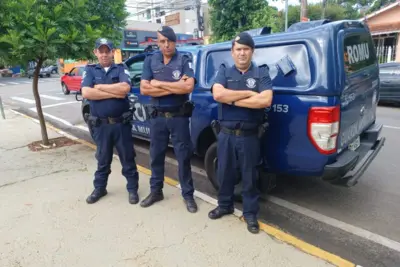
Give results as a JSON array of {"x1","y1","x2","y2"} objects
[
  {"x1": 204, "y1": 142, "x2": 219, "y2": 190},
  {"x1": 62, "y1": 83, "x2": 70, "y2": 95},
  {"x1": 204, "y1": 141, "x2": 243, "y2": 202}
]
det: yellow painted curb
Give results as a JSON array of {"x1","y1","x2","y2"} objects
[
  {"x1": 13, "y1": 110, "x2": 356, "y2": 267},
  {"x1": 241, "y1": 217, "x2": 355, "y2": 267}
]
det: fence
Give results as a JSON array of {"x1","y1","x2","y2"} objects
[{"x1": 375, "y1": 45, "x2": 397, "y2": 64}]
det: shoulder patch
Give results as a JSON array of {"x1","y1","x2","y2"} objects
[{"x1": 259, "y1": 64, "x2": 269, "y2": 70}]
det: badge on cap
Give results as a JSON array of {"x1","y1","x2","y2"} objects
[
  {"x1": 100, "y1": 38, "x2": 108, "y2": 44},
  {"x1": 235, "y1": 36, "x2": 240, "y2": 41}
]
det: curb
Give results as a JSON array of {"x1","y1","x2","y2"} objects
[{"x1": 10, "y1": 109, "x2": 358, "y2": 267}]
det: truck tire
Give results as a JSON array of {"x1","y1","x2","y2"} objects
[
  {"x1": 204, "y1": 141, "x2": 243, "y2": 202},
  {"x1": 204, "y1": 142, "x2": 219, "y2": 190}
]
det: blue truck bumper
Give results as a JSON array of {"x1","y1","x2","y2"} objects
[{"x1": 322, "y1": 123, "x2": 386, "y2": 187}]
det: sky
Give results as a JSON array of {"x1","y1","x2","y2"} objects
[{"x1": 268, "y1": 0, "x2": 322, "y2": 11}]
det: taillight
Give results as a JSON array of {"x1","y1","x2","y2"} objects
[{"x1": 307, "y1": 105, "x2": 340, "y2": 155}]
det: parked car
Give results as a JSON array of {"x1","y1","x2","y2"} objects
[
  {"x1": 27, "y1": 67, "x2": 51, "y2": 78},
  {"x1": 60, "y1": 65, "x2": 85, "y2": 95},
  {"x1": 378, "y1": 62, "x2": 400, "y2": 104},
  {"x1": 80, "y1": 20, "x2": 385, "y2": 193},
  {"x1": 45, "y1": 65, "x2": 58, "y2": 74}
]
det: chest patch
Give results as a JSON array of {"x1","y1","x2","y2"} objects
[
  {"x1": 246, "y1": 78, "x2": 257, "y2": 89},
  {"x1": 172, "y1": 70, "x2": 181, "y2": 80}
]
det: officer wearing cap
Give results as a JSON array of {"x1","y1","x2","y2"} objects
[
  {"x1": 81, "y1": 37, "x2": 140, "y2": 205},
  {"x1": 139, "y1": 26, "x2": 198, "y2": 213},
  {"x1": 208, "y1": 32, "x2": 273, "y2": 234}
]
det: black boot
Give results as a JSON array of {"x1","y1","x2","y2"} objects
[
  {"x1": 128, "y1": 191, "x2": 139, "y2": 204},
  {"x1": 245, "y1": 217, "x2": 260, "y2": 234},
  {"x1": 184, "y1": 198, "x2": 198, "y2": 213},
  {"x1": 140, "y1": 191, "x2": 164, "y2": 208},
  {"x1": 86, "y1": 188, "x2": 107, "y2": 204},
  {"x1": 208, "y1": 206, "x2": 234, "y2": 220}
]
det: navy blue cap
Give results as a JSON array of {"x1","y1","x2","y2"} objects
[
  {"x1": 157, "y1": 26, "x2": 177, "y2": 42},
  {"x1": 95, "y1": 38, "x2": 114, "y2": 50},
  {"x1": 232, "y1": 32, "x2": 255, "y2": 49}
]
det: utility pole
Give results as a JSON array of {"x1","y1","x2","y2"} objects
[
  {"x1": 195, "y1": 0, "x2": 204, "y2": 38},
  {"x1": 300, "y1": 0, "x2": 308, "y2": 21},
  {"x1": 321, "y1": 0, "x2": 327, "y2": 19},
  {"x1": 285, "y1": 0, "x2": 289, "y2": 31}
]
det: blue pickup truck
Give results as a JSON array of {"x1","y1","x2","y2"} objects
[{"x1": 80, "y1": 19, "x2": 386, "y2": 192}]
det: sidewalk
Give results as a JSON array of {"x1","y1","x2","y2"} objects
[{"x1": 0, "y1": 110, "x2": 334, "y2": 267}]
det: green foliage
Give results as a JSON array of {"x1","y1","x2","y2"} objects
[
  {"x1": 0, "y1": 0, "x2": 129, "y2": 65},
  {"x1": 208, "y1": 0, "x2": 364, "y2": 43},
  {"x1": 208, "y1": 0, "x2": 276, "y2": 43},
  {"x1": 367, "y1": 0, "x2": 397, "y2": 14},
  {"x1": 276, "y1": 3, "x2": 362, "y2": 32},
  {"x1": 250, "y1": 6, "x2": 281, "y2": 34}
]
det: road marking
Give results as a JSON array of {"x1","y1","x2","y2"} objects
[
  {"x1": 75, "y1": 124, "x2": 90, "y2": 132},
  {"x1": 268, "y1": 196, "x2": 400, "y2": 253},
  {"x1": 22, "y1": 81, "x2": 31, "y2": 84},
  {"x1": 29, "y1": 108, "x2": 73, "y2": 127},
  {"x1": 7, "y1": 82, "x2": 20, "y2": 85},
  {"x1": 30, "y1": 101, "x2": 79, "y2": 110},
  {"x1": 41, "y1": 112, "x2": 73, "y2": 127},
  {"x1": 9, "y1": 109, "x2": 359, "y2": 267},
  {"x1": 384, "y1": 125, "x2": 400, "y2": 130},
  {"x1": 0, "y1": 83, "x2": 6, "y2": 86},
  {"x1": 39, "y1": 94, "x2": 66, "y2": 101},
  {"x1": 10, "y1": 97, "x2": 35, "y2": 104}
]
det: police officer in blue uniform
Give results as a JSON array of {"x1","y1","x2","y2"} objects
[
  {"x1": 81, "y1": 38, "x2": 140, "y2": 205},
  {"x1": 139, "y1": 26, "x2": 198, "y2": 213},
  {"x1": 208, "y1": 32, "x2": 273, "y2": 234}
]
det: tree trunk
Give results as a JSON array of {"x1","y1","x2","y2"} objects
[
  {"x1": 300, "y1": 0, "x2": 308, "y2": 20},
  {"x1": 32, "y1": 58, "x2": 50, "y2": 146},
  {"x1": 321, "y1": 0, "x2": 327, "y2": 19}
]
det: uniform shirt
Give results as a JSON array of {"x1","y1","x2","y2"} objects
[
  {"x1": 213, "y1": 62, "x2": 273, "y2": 93},
  {"x1": 81, "y1": 63, "x2": 131, "y2": 118},
  {"x1": 141, "y1": 50, "x2": 195, "y2": 83},
  {"x1": 141, "y1": 50, "x2": 196, "y2": 110},
  {"x1": 212, "y1": 62, "x2": 273, "y2": 129}
]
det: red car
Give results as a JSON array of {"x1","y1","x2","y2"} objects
[{"x1": 61, "y1": 65, "x2": 85, "y2": 95}]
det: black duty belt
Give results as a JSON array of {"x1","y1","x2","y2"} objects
[
  {"x1": 220, "y1": 127, "x2": 258, "y2": 136},
  {"x1": 98, "y1": 116, "x2": 124, "y2": 124}
]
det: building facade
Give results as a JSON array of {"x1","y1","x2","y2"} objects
[
  {"x1": 118, "y1": 20, "x2": 203, "y2": 61},
  {"x1": 362, "y1": 1, "x2": 400, "y2": 63},
  {"x1": 125, "y1": 0, "x2": 207, "y2": 38}
]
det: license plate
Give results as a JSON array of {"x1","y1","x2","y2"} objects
[{"x1": 348, "y1": 136, "x2": 360, "y2": 151}]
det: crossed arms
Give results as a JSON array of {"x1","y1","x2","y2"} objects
[
  {"x1": 82, "y1": 82, "x2": 131, "y2": 100},
  {"x1": 140, "y1": 75, "x2": 195, "y2": 97},
  {"x1": 212, "y1": 84, "x2": 273, "y2": 109}
]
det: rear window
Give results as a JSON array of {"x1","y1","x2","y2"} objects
[
  {"x1": 344, "y1": 33, "x2": 376, "y2": 74},
  {"x1": 204, "y1": 44, "x2": 311, "y2": 88}
]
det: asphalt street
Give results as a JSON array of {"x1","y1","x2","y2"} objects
[{"x1": 1, "y1": 78, "x2": 400, "y2": 267}]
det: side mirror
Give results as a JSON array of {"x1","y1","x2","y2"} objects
[{"x1": 75, "y1": 89, "x2": 83, "y2": 101}]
